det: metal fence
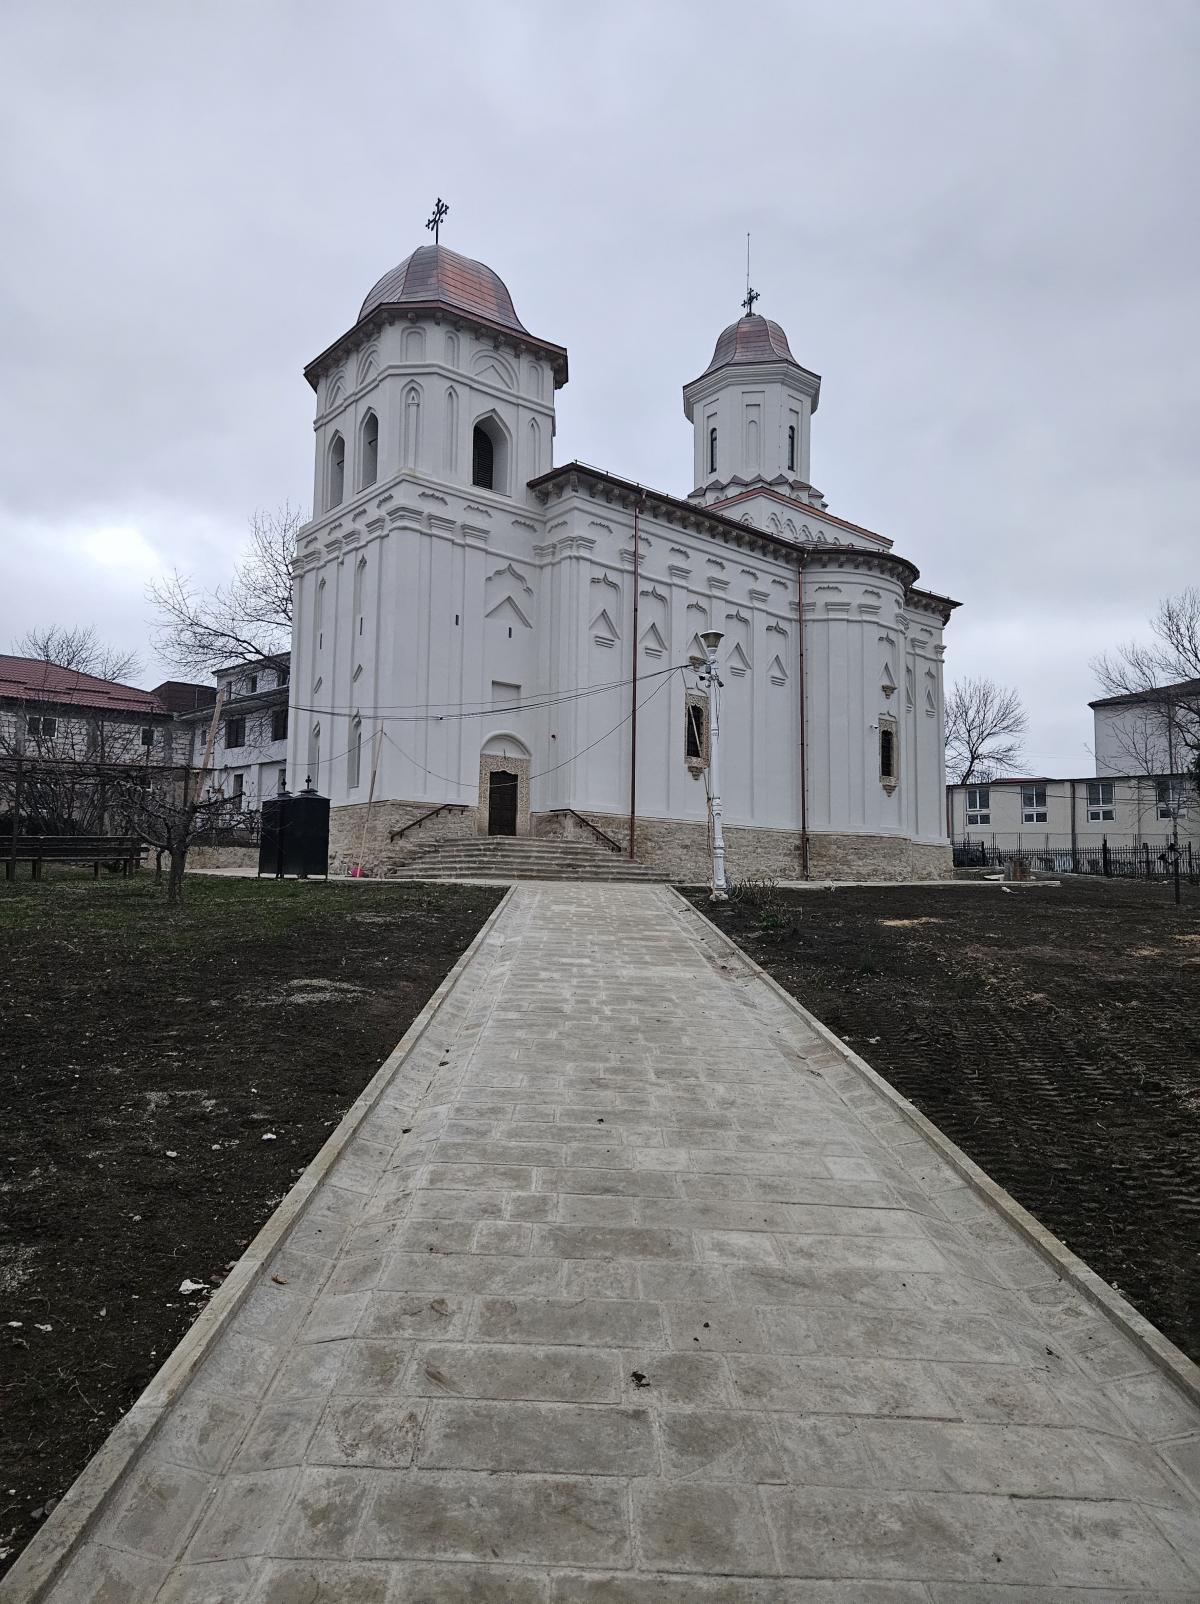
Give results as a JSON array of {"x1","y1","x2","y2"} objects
[{"x1": 953, "y1": 836, "x2": 1199, "y2": 883}]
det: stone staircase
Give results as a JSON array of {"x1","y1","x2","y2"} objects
[{"x1": 385, "y1": 835, "x2": 668, "y2": 882}]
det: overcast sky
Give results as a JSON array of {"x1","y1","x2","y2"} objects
[{"x1": 2, "y1": 0, "x2": 1196, "y2": 774}]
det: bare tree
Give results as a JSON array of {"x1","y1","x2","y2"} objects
[
  {"x1": 945, "y1": 677, "x2": 1029, "y2": 786},
  {"x1": 111, "y1": 766, "x2": 232, "y2": 906},
  {"x1": 14, "y1": 624, "x2": 141, "y2": 685},
  {"x1": 148, "y1": 503, "x2": 301, "y2": 676},
  {"x1": 1091, "y1": 588, "x2": 1200, "y2": 782}
]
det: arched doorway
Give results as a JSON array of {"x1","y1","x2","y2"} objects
[
  {"x1": 479, "y1": 735, "x2": 531, "y2": 837},
  {"x1": 487, "y1": 770, "x2": 518, "y2": 835}
]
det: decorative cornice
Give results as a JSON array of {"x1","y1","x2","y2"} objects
[{"x1": 304, "y1": 303, "x2": 569, "y2": 392}]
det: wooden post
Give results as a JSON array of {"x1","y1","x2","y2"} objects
[
  {"x1": 9, "y1": 752, "x2": 21, "y2": 882},
  {"x1": 352, "y1": 729, "x2": 384, "y2": 876}
]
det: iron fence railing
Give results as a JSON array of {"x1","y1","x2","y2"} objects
[{"x1": 953, "y1": 836, "x2": 1198, "y2": 883}]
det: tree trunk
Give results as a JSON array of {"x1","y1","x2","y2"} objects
[{"x1": 167, "y1": 847, "x2": 186, "y2": 906}]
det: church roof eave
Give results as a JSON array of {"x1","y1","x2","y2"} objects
[
  {"x1": 527, "y1": 462, "x2": 952, "y2": 611},
  {"x1": 304, "y1": 304, "x2": 569, "y2": 391}
]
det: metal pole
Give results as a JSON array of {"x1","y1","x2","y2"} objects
[
  {"x1": 628, "y1": 498, "x2": 643, "y2": 860},
  {"x1": 9, "y1": 752, "x2": 21, "y2": 881},
  {"x1": 700, "y1": 630, "x2": 727, "y2": 901}
]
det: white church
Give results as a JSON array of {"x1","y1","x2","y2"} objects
[{"x1": 287, "y1": 232, "x2": 958, "y2": 880}]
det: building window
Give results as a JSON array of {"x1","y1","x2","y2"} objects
[
  {"x1": 1156, "y1": 779, "x2": 1183, "y2": 819},
  {"x1": 316, "y1": 578, "x2": 326, "y2": 651},
  {"x1": 708, "y1": 426, "x2": 717, "y2": 474},
  {"x1": 683, "y1": 693, "x2": 710, "y2": 772},
  {"x1": 247, "y1": 674, "x2": 258, "y2": 694},
  {"x1": 277, "y1": 665, "x2": 289, "y2": 687},
  {"x1": 140, "y1": 725, "x2": 154, "y2": 746},
  {"x1": 360, "y1": 410, "x2": 379, "y2": 488},
  {"x1": 277, "y1": 768, "x2": 287, "y2": 793},
  {"x1": 327, "y1": 433, "x2": 345, "y2": 509},
  {"x1": 787, "y1": 424, "x2": 796, "y2": 472},
  {"x1": 879, "y1": 721, "x2": 898, "y2": 789},
  {"x1": 472, "y1": 423, "x2": 494, "y2": 489},
  {"x1": 347, "y1": 716, "x2": 362, "y2": 790},
  {"x1": 1022, "y1": 784, "x2": 1047, "y2": 823},
  {"x1": 26, "y1": 715, "x2": 57, "y2": 739},
  {"x1": 225, "y1": 716, "x2": 246, "y2": 750},
  {"x1": 353, "y1": 556, "x2": 367, "y2": 638},
  {"x1": 1086, "y1": 781, "x2": 1114, "y2": 822},
  {"x1": 308, "y1": 723, "x2": 320, "y2": 786},
  {"x1": 271, "y1": 707, "x2": 288, "y2": 742},
  {"x1": 966, "y1": 785, "x2": 990, "y2": 825},
  {"x1": 231, "y1": 773, "x2": 244, "y2": 811}
]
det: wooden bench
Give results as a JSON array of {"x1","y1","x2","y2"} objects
[{"x1": 4, "y1": 835, "x2": 146, "y2": 881}]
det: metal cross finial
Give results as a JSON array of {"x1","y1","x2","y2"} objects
[
  {"x1": 742, "y1": 231, "x2": 759, "y2": 316},
  {"x1": 425, "y1": 197, "x2": 449, "y2": 243}
]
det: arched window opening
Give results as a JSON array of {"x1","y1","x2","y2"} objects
[
  {"x1": 327, "y1": 434, "x2": 345, "y2": 509},
  {"x1": 471, "y1": 414, "x2": 510, "y2": 494},
  {"x1": 472, "y1": 424, "x2": 494, "y2": 489},
  {"x1": 347, "y1": 716, "x2": 362, "y2": 789},
  {"x1": 787, "y1": 424, "x2": 796, "y2": 473},
  {"x1": 708, "y1": 427, "x2": 717, "y2": 474},
  {"x1": 308, "y1": 722, "x2": 321, "y2": 787},
  {"x1": 360, "y1": 412, "x2": 378, "y2": 488},
  {"x1": 316, "y1": 578, "x2": 326, "y2": 651}
]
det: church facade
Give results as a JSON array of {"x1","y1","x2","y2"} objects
[{"x1": 287, "y1": 241, "x2": 957, "y2": 880}]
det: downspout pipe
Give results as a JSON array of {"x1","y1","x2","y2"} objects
[
  {"x1": 628, "y1": 496, "x2": 644, "y2": 860},
  {"x1": 797, "y1": 557, "x2": 810, "y2": 878}
]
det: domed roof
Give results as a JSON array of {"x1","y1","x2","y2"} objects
[
  {"x1": 701, "y1": 313, "x2": 796, "y2": 375},
  {"x1": 358, "y1": 243, "x2": 528, "y2": 333}
]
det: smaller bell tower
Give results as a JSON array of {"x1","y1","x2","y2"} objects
[{"x1": 683, "y1": 305, "x2": 821, "y2": 510}]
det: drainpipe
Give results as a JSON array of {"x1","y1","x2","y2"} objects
[
  {"x1": 797, "y1": 557, "x2": 810, "y2": 878},
  {"x1": 628, "y1": 496, "x2": 644, "y2": 860}
]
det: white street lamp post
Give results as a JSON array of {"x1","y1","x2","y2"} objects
[{"x1": 699, "y1": 629, "x2": 728, "y2": 900}]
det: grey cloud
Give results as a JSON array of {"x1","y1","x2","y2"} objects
[{"x1": 1, "y1": 0, "x2": 1196, "y2": 774}]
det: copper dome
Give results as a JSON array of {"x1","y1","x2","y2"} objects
[
  {"x1": 358, "y1": 244, "x2": 528, "y2": 333},
  {"x1": 700, "y1": 314, "x2": 797, "y2": 375}
]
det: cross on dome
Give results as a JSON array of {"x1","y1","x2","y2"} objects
[
  {"x1": 741, "y1": 285, "x2": 760, "y2": 317},
  {"x1": 425, "y1": 196, "x2": 450, "y2": 243}
]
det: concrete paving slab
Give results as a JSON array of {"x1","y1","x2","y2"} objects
[{"x1": 6, "y1": 882, "x2": 1200, "y2": 1600}]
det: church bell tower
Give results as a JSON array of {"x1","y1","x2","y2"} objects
[{"x1": 683, "y1": 305, "x2": 822, "y2": 510}]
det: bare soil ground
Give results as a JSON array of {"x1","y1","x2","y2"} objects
[
  {"x1": 688, "y1": 876, "x2": 1200, "y2": 1363},
  {"x1": 0, "y1": 872, "x2": 502, "y2": 1577}
]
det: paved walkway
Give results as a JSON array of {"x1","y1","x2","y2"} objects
[{"x1": 30, "y1": 885, "x2": 1200, "y2": 1600}]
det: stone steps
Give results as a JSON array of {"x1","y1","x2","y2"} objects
[{"x1": 385, "y1": 836, "x2": 667, "y2": 882}]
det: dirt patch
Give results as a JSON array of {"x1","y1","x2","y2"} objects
[
  {"x1": 688, "y1": 876, "x2": 1200, "y2": 1362},
  {"x1": 0, "y1": 873, "x2": 502, "y2": 1576}
]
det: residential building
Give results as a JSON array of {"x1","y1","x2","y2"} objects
[{"x1": 176, "y1": 655, "x2": 291, "y2": 813}]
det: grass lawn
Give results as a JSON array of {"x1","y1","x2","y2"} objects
[
  {"x1": 0, "y1": 871, "x2": 503, "y2": 1577},
  {"x1": 690, "y1": 876, "x2": 1200, "y2": 1362}
]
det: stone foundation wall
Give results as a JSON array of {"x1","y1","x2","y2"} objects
[
  {"x1": 328, "y1": 799, "x2": 952, "y2": 882},
  {"x1": 328, "y1": 799, "x2": 477, "y2": 876},
  {"x1": 187, "y1": 845, "x2": 259, "y2": 872},
  {"x1": 536, "y1": 811, "x2": 952, "y2": 884},
  {"x1": 805, "y1": 832, "x2": 953, "y2": 882}
]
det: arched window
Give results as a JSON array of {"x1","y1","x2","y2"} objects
[
  {"x1": 471, "y1": 414, "x2": 511, "y2": 494},
  {"x1": 327, "y1": 434, "x2": 345, "y2": 508},
  {"x1": 472, "y1": 423, "x2": 494, "y2": 489},
  {"x1": 347, "y1": 715, "x2": 362, "y2": 789},
  {"x1": 359, "y1": 412, "x2": 378, "y2": 488},
  {"x1": 787, "y1": 425, "x2": 796, "y2": 473},
  {"x1": 316, "y1": 578, "x2": 326, "y2": 651},
  {"x1": 308, "y1": 722, "x2": 321, "y2": 787},
  {"x1": 708, "y1": 427, "x2": 717, "y2": 474}
]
